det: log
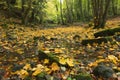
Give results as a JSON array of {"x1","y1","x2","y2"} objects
[
  {"x1": 81, "y1": 37, "x2": 112, "y2": 45},
  {"x1": 94, "y1": 27, "x2": 120, "y2": 38},
  {"x1": 38, "y1": 50, "x2": 71, "y2": 67}
]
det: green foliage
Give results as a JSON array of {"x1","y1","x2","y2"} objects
[{"x1": 31, "y1": 0, "x2": 47, "y2": 24}]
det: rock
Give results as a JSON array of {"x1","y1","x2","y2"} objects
[{"x1": 92, "y1": 65, "x2": 114, "y2": 79}]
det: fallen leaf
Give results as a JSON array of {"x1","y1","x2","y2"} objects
[
  {"x1": 15, "y1": 69, "x2": 29, "y2": 79},
  {"x1": 23, "y1": 64, "x2": 31, "y2": 70},
  {"x1": 51, "y1": 62, "x2": 60, "y2": 71},
  {"x1": 59, "y1": 58, "x2": 66, "y2": 65},
  {"x1": 108, "y1": 55, "x2": 118, "y2": 64},
  {"x1": 44, "y1": 59, "x2": 49, "y2": 64},
  {"x1": 66, "y1": 58, "x2": 74, "y2": 67},
  {"x1": 32, "y1": 68, "x2": 42, "y2": 76}
]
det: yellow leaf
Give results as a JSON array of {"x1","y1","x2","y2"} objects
[
  {"x1": 88, "y1": 62, "x2": 98, "y2": 67},
  {"x1": 15, "y1": 48, "x2": 24, "y2": 54},
  {"x1": 109, "y1": 48, "x2": 114, "y2": 51},
  {"x1": 23, "y1": 64, "x2": 31, "y2": 70},
  {"x1": 44, "y1": 67, "x2": 51, "y2": 74},
  {"x1": 32, "y1": 68, "x2": 42, "y2": 76},
  {"x1": 4, "y1": 46, "x2": 11, "y2": 50},
  {"x1": 15, "y1": 69, "x2": 29, "y2": 79},
  {"x1": 44, "y1": 67, "x2": 50, "y2": 72},
  {"x1": 108, "y1": 55, "x2": 118, "y2": 61},
  {"x1": 96, "y1": 59, "x2": 105, "y2": 63},
  {"x1": 117, "y1": 67, "x2": 120, "y2": 71},
  {"x1": 55, "y1": 48, "x2": 63, "y2": 53},
  {"x1": 44, "y1": 51, "x2": 50, "y2": 53},
  {"x1": 32, "y1": 64, "x2": 43, "y2": 76},
  {"x1": 108, "y1": 55, "x2": 118, "y2": 64},
  {"x1": 32, "y1": 64, "x2": 44, "y2": 72},
  {"x1": 66, "y1": 58, "x2": 74, "y2": 67},
  {"x1": 51, "y1": 62, "x2": 60, "y2": 71},
  {"x1": 97, "y1": 56, "x2": 103, "y2": 59},
  {"x1": 59, "y1": 57, "x2": 66, "y2": 65},
  {"x1": 44, "y1": 59, "x2": 49, "y2": 64},
  {"x1": 36, "y1": 64, "x2": 44, "y2": 69}
]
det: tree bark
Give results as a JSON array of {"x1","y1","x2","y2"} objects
[
  {"x1": 92, "y1": 0, "x2": 111, "y2": 28},
  {"x1": 60, "y1": 0, "x2": 64, "y2": 24},
  {"x1": 21, "y1": 0, "x2": 32, "y2": 25}
]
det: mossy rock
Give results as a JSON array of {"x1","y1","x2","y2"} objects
[
  {"x1": 92, "y1": 65, "x2": 114, "y2": 79},
  {"x1": 73, "y1": 73, "x2": 93, "y2": 80}
]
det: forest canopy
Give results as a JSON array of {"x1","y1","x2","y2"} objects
[{"x1": 0, "y1": 0, "x2": 120, "y2": 28}]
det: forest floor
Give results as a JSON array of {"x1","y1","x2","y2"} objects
[{"x1": 0, "y1": 14, "x2": 120, "y2": 80}]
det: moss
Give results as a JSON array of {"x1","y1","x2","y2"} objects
[
  {"x1": 35, "y1": 72, "x2": 46, "y2": 80},
  {"x1": 73, "y1": 73, "x2": 93, "y2": 80},
  {"x1": 81, "y1": 37, "x2": 112, "y2": 45},
  {"x1": 92, "y1": 65, "x2": 114, "y2": 79},
  {"x1": 38, "y1": 50, "x2": 59, "y2": 65}
]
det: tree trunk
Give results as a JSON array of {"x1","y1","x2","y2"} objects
[
  {"x1": 111, "y1": 0, "x2": 118, "y2": 15},
  {"x1": 21, "y1": 0, "x2": 32, "y2": 25},
  {"x1": 100, "y1": 0, "x2": 111, "y2": 28},
  {"x1": 6, "y1": 0, "x2": 11, "y2": 17},
  {"x1": 92, "y1": 0, "x2": 111, "y2": 28},
  {"x1": 79, "y1": 0, "x2": 83, "y2": 21},
  {"x1": 60, "y1": 0, "x2": 64, "y2": 24},
  {"x1": 55, "y1": 3, "x2": 60, "y2": 24},
  {"x1": 65, "y1": 0, "x2": 72, "y2": 23}
]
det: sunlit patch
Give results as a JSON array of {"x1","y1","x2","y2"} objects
[{"x1": 58, "y1": 0, "x2": 64, "y2": 4}]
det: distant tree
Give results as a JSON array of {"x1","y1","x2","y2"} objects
[
  {"x1": 65, "y1": 0, "x2": 74, "y2": 24},
  {"x1": 74, "y1": 0, "x2": 83, "y2": 21},
  {"x1": 5, "y1": 0, "x2": 16, "y2": 16},
  {"x1": 111, "y1": 0, "x2": 118, "y2": 15},
  {"x1": 60, "y1": 0, "x2": 64, "y2": 24},
  {"x1": 21, "y1": 0, "x2": 46, "y2": 25},
  {"x1": 31, "y1": 0, "x2": 46, "y2": 24},
  {"x1": 54, "y1": 1, "x2": 60, "y2": 24},
  {"x1": 91, "y1": 0, "x2": 111, "y2": 28}
]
